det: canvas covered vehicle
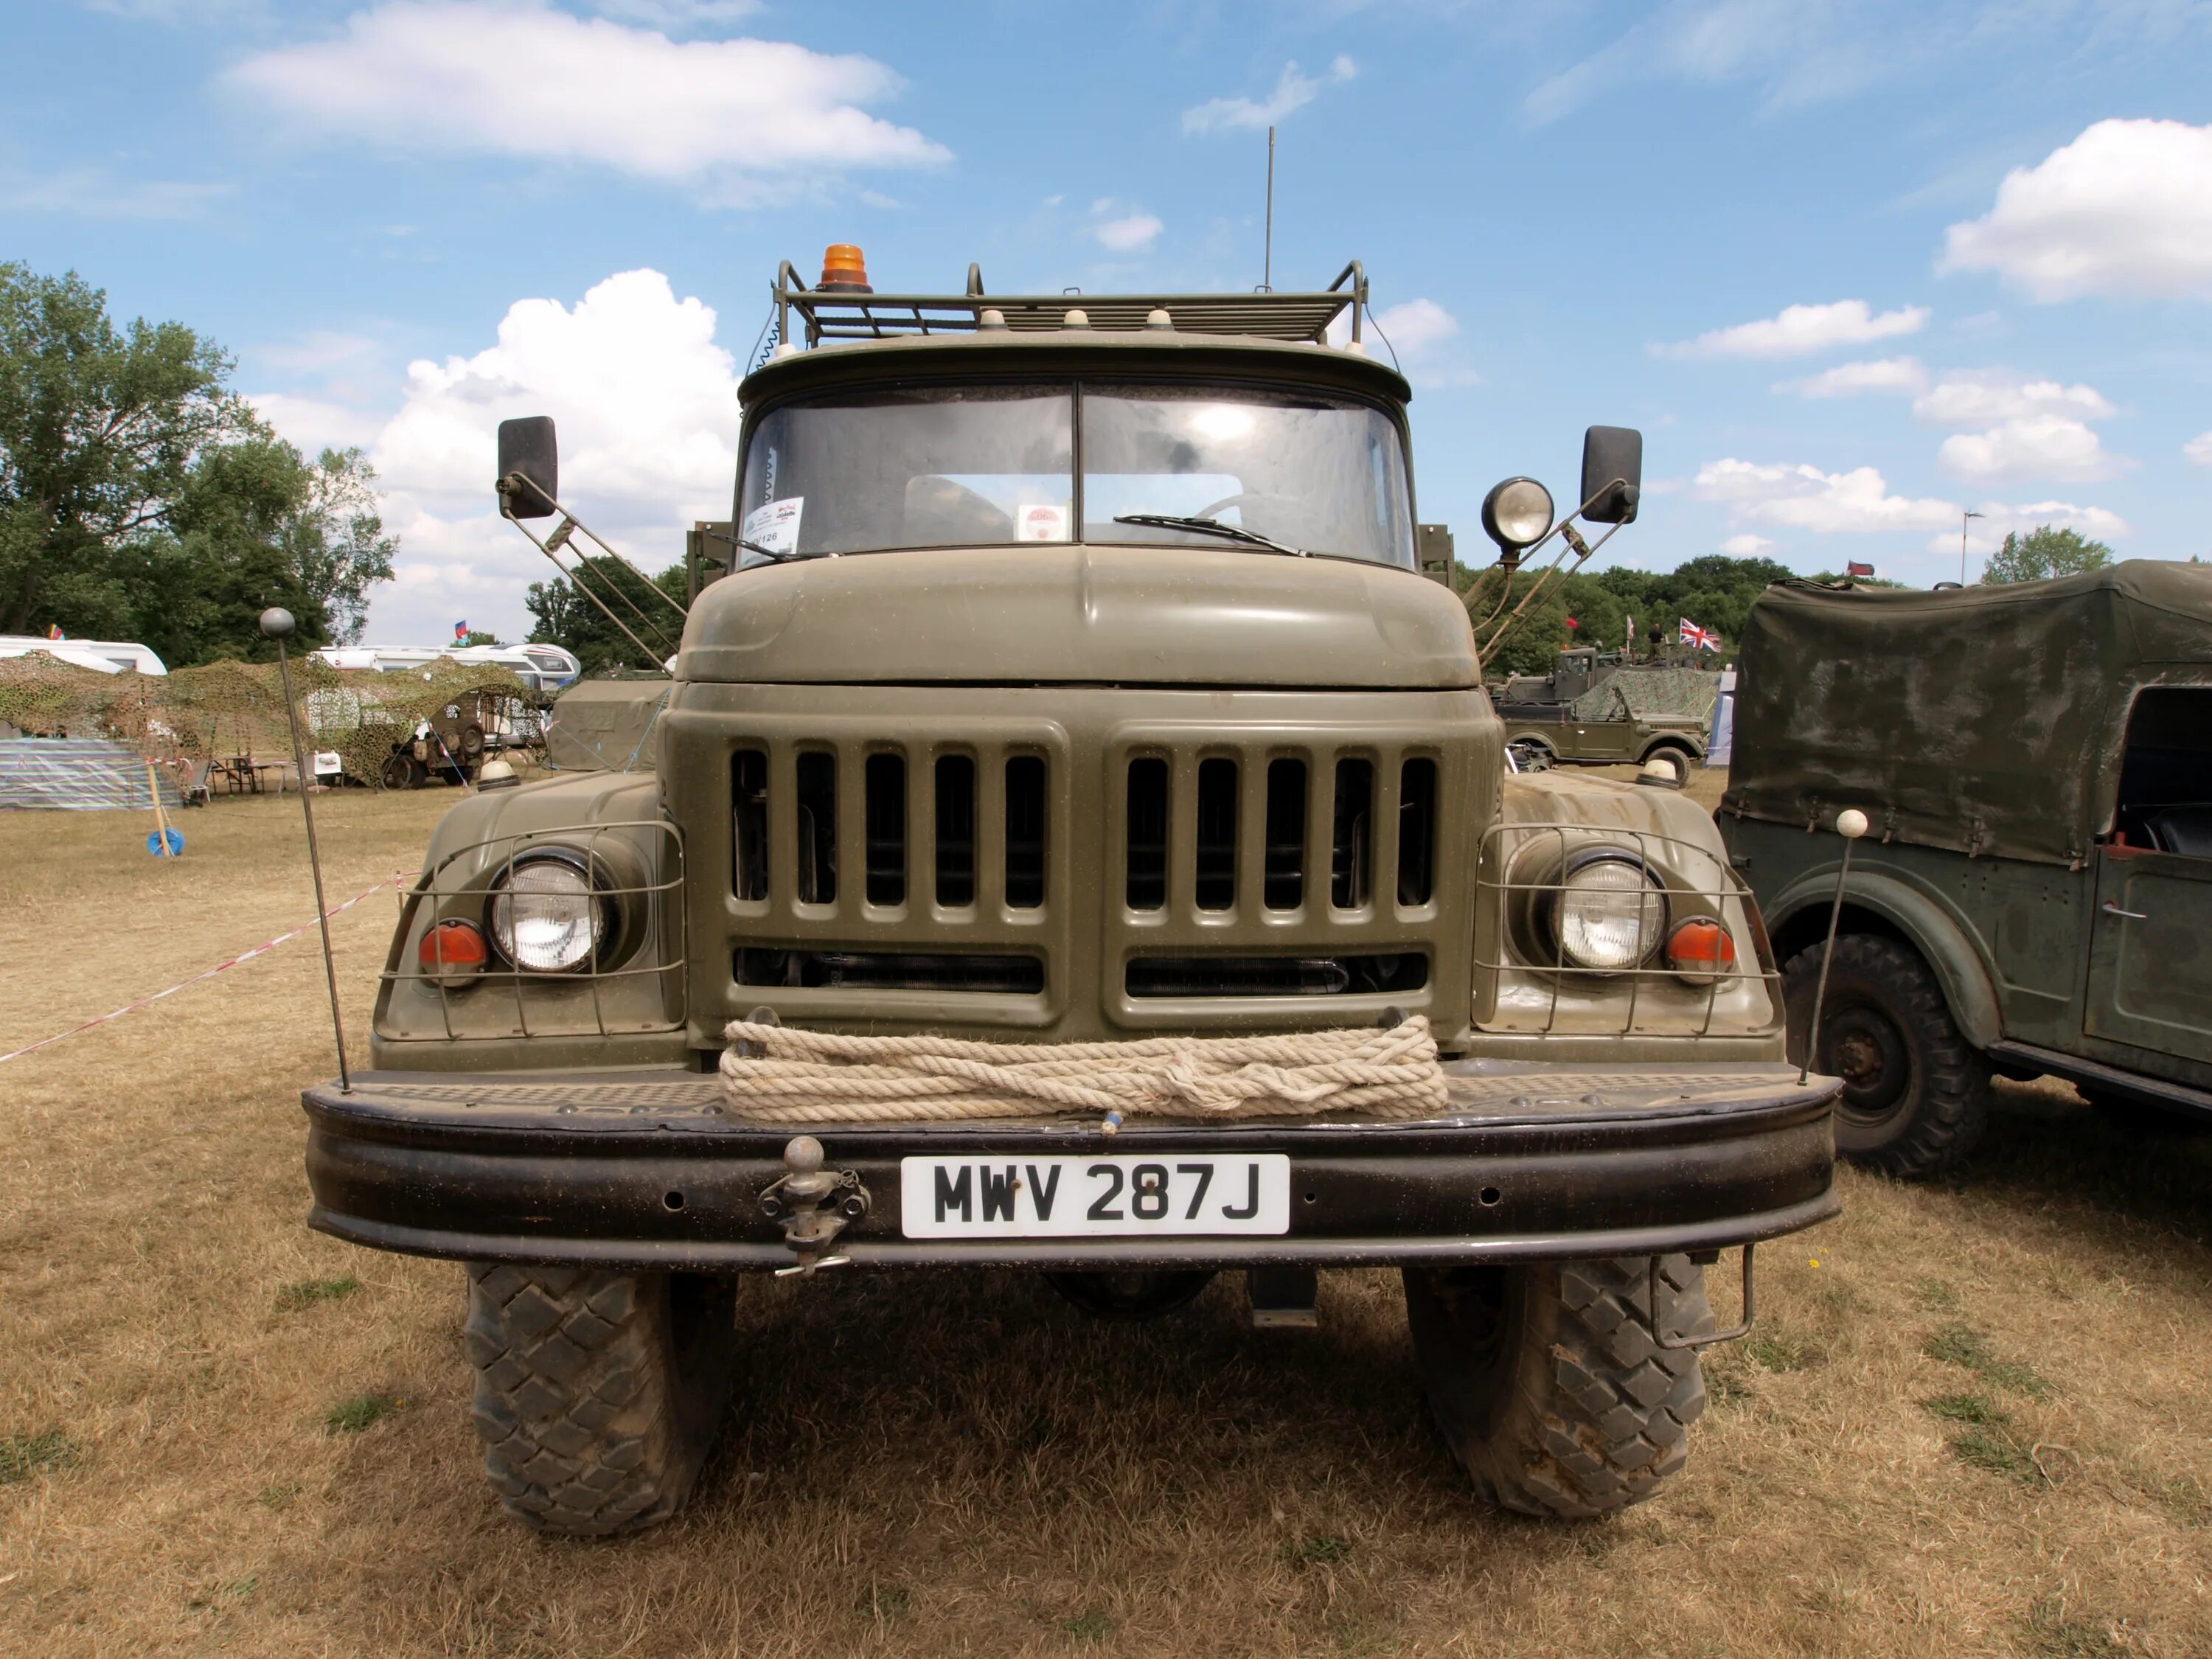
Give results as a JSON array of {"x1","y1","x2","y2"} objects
[
  {"x1": 299, "y1": 251, "x2": 1837, "y2": 1537},
  {"x1": 1492, "y1": 648, "x2": 1714, "y2": 776},
  {"x1": 1722, "y1": 562, "x2": 2212, "y2": 1178}
]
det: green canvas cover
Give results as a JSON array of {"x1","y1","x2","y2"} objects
[
  {"x1": 1572, "y1": 666, "x2": 1719, "y2": 724},
  {"x1": 542, "y1": 679, "x2": 670, "y2": 773},
  {"x1": 1724, "y1": 561, "x2": 2212, "y2": 868}
]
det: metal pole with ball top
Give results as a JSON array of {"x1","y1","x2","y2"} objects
[
  {"x1": 262, "y1": 607, "x2": 349, "y2": 1094},
  {"x1": 1800, "y1": 807, "x2": 1869, "y2": 1086}
]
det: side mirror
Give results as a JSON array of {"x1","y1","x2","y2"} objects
[
  {"x1": 496, "y1": 416, "x2": 559, "y2": 520},
  {"x1": 1579, "y1": 425, "x2": 1642, "y2": 524}
]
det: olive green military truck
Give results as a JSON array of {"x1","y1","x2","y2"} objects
[
  {"x1": 301, "y1": 254, "x2": 1837, "y2": 1534},
  {"x1": 1722, "y1": 563, "x2": 2212, "y2": 1179}
]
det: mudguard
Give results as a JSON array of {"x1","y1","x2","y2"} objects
[{"x1": 1761, "y1": 865, "x2": 2002, "y2": 1048}]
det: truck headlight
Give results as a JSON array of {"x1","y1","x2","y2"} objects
[
  {"x1": 1548, "y1": 852, "x2": 1666, "y2": 973},
  {"x1": 489, "y1": 850, "x2": 608, "y2": 973}
]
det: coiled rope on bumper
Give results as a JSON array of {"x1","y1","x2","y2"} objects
[{"x1": 717, "y1": 1017, "x2": 1450, "y2": 1124}]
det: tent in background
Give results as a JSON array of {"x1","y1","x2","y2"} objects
[{"x1": 0, "y1": 737, "x2": 184, "y2": 810}]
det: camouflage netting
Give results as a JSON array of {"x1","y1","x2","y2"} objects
[
  {"x1": 0, "y1": 652, "x2": 532, "y2": 787},
  {"x1": 1567, "y1": 667, "x2": 1720, "y2": 723}
]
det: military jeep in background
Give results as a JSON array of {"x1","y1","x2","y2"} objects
[
  {"x1": 1492, "y1": 646, "x2": 1714, "y2": 778},
  {"x1": 1722, "y1": 563, "x2": 2212, "y2": 1178},
  {"x1": 300, "y1": 252, "x2": 1837, "y2": 1536}
]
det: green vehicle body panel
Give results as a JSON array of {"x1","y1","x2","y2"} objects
[{"x1": 1724, "y1": 560, "x2": 2212, "y2": 1107}]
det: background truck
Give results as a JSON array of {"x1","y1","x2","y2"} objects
[
  {"x1": 1722, "y1": 563, "x2": 2212, "y2": 1178},
  {"x1": 301, "y1": 251, "x2": 1837, "y2": 1535},
  {"x1": 1492, "y1": 647, "x2": 1715, "y2": 776}
]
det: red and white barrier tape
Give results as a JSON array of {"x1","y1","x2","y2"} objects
[{"x1": 0, "y1": 872, "x2": 410, "y2": 1066}]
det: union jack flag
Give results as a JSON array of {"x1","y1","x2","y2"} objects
[{"x1": 1679, "y1": 617, "x2": 1719, "y2": 651}]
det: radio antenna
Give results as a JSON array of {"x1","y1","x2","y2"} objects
[
  {"x1": 1262, "y1": 125, "x2": 1276, "y2": 292},
  {"x1": 261, "y1": 606, "x2": 350, "y2": 1094}
]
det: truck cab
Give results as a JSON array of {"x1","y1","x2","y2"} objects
[{"x1": 302, "y1": 252, "x2": 1837, "y2": 1537}]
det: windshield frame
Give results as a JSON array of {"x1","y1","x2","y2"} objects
[{"x1": 732, "y1": 371, "x2": 1422, "y2": 572}]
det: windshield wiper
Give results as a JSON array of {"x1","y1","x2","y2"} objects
[
  {"x1": 1111, "y1": 513, "x2": 1307, "y2": 558},
  {"x1": 740, "y1": 537, "x2": 804, "y2": 564}
]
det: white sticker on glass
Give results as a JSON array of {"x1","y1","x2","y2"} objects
[
  {"x1": 742, "y1": 496, "x2": 804, "y2": 557},
  {"x1": 1015, "y1": 503, "x2": 1069, "y2": 543}
]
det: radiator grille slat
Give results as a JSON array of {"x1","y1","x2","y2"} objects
[
  {"x1": 1262, "y1": 757, "x2": 1307, "y2": 911},
  {"x1": 864, "y1": 752, "x2": 906, "y2": 907},
  {"x1": 933, "y1": 753, "x2": 976, "y2": 908},
  {"x1": 1194, "y1": 757, "x2": 1237, "y2": 911}
]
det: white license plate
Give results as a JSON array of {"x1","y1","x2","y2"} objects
[{"x1": 900, "y1": 1153, "x2": 1291, "y2": 1239}]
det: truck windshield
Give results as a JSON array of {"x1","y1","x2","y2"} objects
[{"x1": 737, "y1": 382, "x2": 1415, "y2": 569}]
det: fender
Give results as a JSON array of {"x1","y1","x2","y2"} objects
[
  {"x1": 1636, "y1": 734, "x2": 1705, "y2": 765},
  {"x1": 1764, "y1": 865, "x2": 2003, "y2": 1049}
]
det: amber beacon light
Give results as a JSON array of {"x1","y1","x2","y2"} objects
[{"x1": 818, "y1": 243, "x2": 872, "y2": 293}]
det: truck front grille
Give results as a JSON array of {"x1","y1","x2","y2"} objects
[
  {"x1": 1117, "y1": 750, "x2": 1438, "y2": 919},
  {"x1": 732, "y1": 743, "x2": 1051, "y2": 915},
  {"x1": 737, "y1": 949, "x2": 1044, "y2": 994},
  {"x1": 1126, "y1": 953, "x2": 1427, "y2": 998},
  {"x1": 671, "y1": 685, "x2": 1489, "y2": 1043}
]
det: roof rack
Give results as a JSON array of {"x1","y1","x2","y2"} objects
[{"x1": 772, "y1": 260, "x2": 1368, "y2": 351}]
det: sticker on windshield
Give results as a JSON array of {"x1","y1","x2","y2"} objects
[
  {"x1": 1015, "y1": 503, "x2": 1068, "y2": 543},
  {"x1": 742, "y1": 496, "x2": 804, "y2": 557}
]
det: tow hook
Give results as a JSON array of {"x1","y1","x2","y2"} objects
[{"x1": 758, "y1": 1135, "x2": 871, "y2": 1277}]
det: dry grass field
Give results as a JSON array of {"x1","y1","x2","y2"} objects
[{"x1": 4, "y1": 771, "x2": 2211, "y2": 1658}]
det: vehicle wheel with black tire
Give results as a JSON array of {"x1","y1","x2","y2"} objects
[
  {"x1": 1043, "y1": 1269, "x2": 1217, "y2": 1321},
  {"x1": 1403, "y1": 1256, "x2": 1709, "y2": 1518},
  {"x1": 459, "y1": 722, "x2": 487, "y2": 759},
  {"x1": 1783, "y1": 933, "x2": 1989, "y2": 1178},
  {"x1": 1640, "y1": 745, "x2": 1693, "y2": 786},
  {"x1": 464, "y1": 1265, "x2": 737, "y2": 1535},
  {"x1": 1507, "y1": 738, "x2": 1554, "y2": 774},
  {"x1": 381, "y1": 752, "x2": 419, "y2": 791}
]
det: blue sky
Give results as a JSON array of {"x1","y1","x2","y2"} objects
[{"x1": 7, "y1": 0, "x2": 2212, "y2": 644}]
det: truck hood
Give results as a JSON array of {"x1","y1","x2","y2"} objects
[{"x1": 678, "y1": 545, "x2": 1479, "y2": 689}]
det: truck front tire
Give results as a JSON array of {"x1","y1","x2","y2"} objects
[
  {"x1": 464, "y1": 1265, "x2": 737, "y2": 1535},
  {"x1": 1403, "y1": 1256, "x2": 1710, "y2": 1519},
  {"x1": 1784, "y1": 933, "x2": 1989, "y2": 1178}
]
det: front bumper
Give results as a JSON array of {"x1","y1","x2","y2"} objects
[{"x1": 302, "y1": 1061, "x2": 1839, "y2": 1270}]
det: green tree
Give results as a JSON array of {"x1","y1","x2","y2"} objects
[
  {"x1": 1982, "y1": 524, "x2": 2112, "y2": 584},
  {"x1": 0, "y1": 264, "x2": 395, "y2": 659},
  {"x1": 526, "y1": 556, "x2": 687, "y2": 675},
  {"x1": 459, "y1": 629, "x2": 501, "y2": 647},
  {"x1": 1469, "y1": 552, "x2": 1801, "y2": 670}
]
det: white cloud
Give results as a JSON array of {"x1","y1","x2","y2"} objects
[
  {"x1": 223, "y1": 1, "x2": 948, "y2": 206},
  {"x1": 359, "y1": 268, "x2": 741, "y2": 642},
  {"x1": 1694, "y1": 458, "x2": 1959, "y2": 534},
  {"x1": 591, "y1": 0, "x2": 761, "y2": 27},
  {"x1": 1776, "y1": 357, "x2": 1927, "y2": 397},
  {"x1": 1936, "y1": 417, "x2": 2122, "y2": 484},
  {"x1": 1182, "y1": 56, "x2": 1356, "y2": 135},
  {"x1": 1371, "y1": 298, "x2": 1459, "y2": 357},
  {"x1": 249, "y1": 392, "x2": 389, "y2": 455},
  {"x1": 1908, "y1": 369, "x2": 2126, "y2": 485},
  {"x1": 2187, "y1": 431, "x2": 2212, "y2": 467},
  {"x1": 1326, "y1": 297, "x2": 1470, "y2": 382},
  {"x1": 1660, "y1": 300, "x2": 1929, "y2": 361},
  {"x1": 1933, "y1": 500, "x2": 2132, "y2": 558},
  {"x1": 1722, "y1": 534, "x2": 1776, "y2": 556},
  {"x1": 1942, "y1": 118, "x2": 2212, "y2": 302},
  {"x1": 1910, "y1": 368, "x2": 2115, "y2": 426},
  {"x1": 1095, "y1": 213, "x2": 1163, "y2": 253},
  {"x1": 0, "y1": 167, "x2": 230, "y2": 219}
]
